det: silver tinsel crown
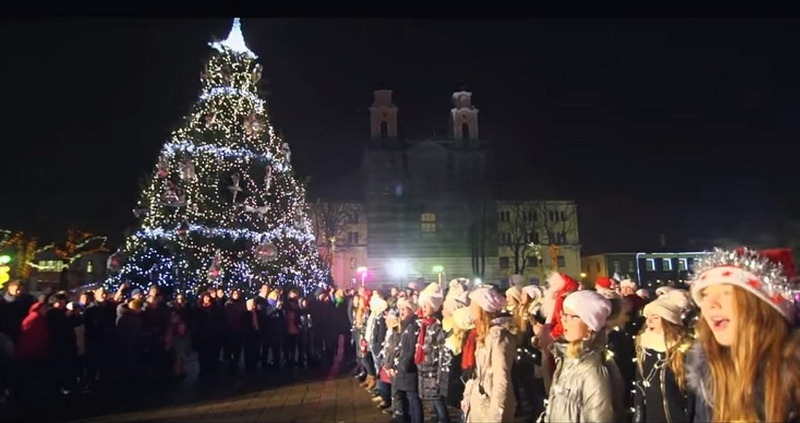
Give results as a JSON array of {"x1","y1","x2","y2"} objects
[{"x1": 690, "y1": 247, "x2": 800, "y2": 303}]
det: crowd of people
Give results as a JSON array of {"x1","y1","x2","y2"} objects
[
  {"x1": 348, "y1": 247, "x2": 800, "y2": 423},
  {"x1": 0, "y1": 280, "x2": 353, "y2": 403},
  {"x1": 2, "y1": 245, "x2": 800, "y2": 422}
]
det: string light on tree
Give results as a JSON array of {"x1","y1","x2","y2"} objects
[{"x1": 104, "y1": 18, "x2": 326, "y2": 297}]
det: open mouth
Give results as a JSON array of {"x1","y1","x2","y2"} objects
[{"x1": 710, "y1": 317, "x2": 730, "y2": 331}]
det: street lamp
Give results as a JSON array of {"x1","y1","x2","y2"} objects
[
  {"x1": 432, "y1": 265, "x2": 444, "y2": 285},
  {"x1": 390, "y1": 260, "x2": 408, "y2": 288},
  {"x1": 580, "y1": 272, "x2": 587, "y2": 279},
  {"x1": 357, "y1": 266, "x2": 368, "y2": 287}
]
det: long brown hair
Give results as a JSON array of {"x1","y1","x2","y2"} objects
[
  {"x1": 696, "y1": 285, "x2": 800, "y2": 422},
  {"x1": 474, "y1": 307, "x2": 497, "y2": 347},
  {"x1": 635, "y1": 319, "x2": 690, "y2": 392},
  {"x1": 514, "y1": 294, "x2": 533, "y2": 334}
]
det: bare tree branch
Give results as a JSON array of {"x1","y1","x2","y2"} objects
[
  {"x1": 498, "y1": 201, "x2": 579, "y2": 276},
  {"x1": 309, "y1": 200, "x2": 361, "y2": 271}
]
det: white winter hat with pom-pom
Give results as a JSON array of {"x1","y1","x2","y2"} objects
[{"x1": 643, "y1": 289, "x2": 690, "y2": 324}]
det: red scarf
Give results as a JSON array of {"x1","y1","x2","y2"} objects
[
  {"x1": 415, "y1": 317, "x2": 436, "y2": 365},
  {"x1": 461, "y1": 329, "x2": 478, "y2": 371},
  {"x1": 549, "y1": 278, "x2": 580, "y2": 340}
]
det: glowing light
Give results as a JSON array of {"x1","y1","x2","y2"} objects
[
  {"x1": 209, "y1": 18, "x2": 257, "y2": 59},
  {"x1": 0, "y1": 255, "x2": 11, "y2": 265},
  {"x1": 389, "y1": 260, "x2": 408, "y2": 277},
  {"x1": 433, "y1": 265, "x2": 444, "y2": 273},
  {"x1": 199, "y1": 87, "x2": 264, "y2": 111}
]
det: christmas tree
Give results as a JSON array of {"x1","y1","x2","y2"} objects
[{"x1": 105, "y1": 18, "x2": 326, "y2": 297}]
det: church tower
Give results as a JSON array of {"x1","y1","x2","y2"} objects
[
  {"x1": 449, "y1": 90, "x2": 479, "y2": 148},
  {"x1": 369, "y1": 89, "x2": 398, "y2": 147}
]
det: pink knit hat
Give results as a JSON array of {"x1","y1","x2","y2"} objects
[
  {"x1": 469, "y1": 286, "x2": 506, "y2": 313},
  {"x1": 562, "y1": 290, "x2": 612, "y2": 332}
]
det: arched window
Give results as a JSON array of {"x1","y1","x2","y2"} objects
[
  {"x1": 462, "y1": 122, "x2": 470, "y2": 140},
  {"x1": 380, "y1": 121, "x2": 389, "y2": 140}
]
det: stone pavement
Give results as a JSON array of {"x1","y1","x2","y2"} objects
[{"x1": 5, "y1": 339, "x2": 461, "y2": 423}]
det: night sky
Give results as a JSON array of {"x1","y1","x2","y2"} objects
[{"x1": 2, "y1": 18, "x2": 799, "y2": 253}]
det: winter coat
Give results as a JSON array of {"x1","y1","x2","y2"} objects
[
  {"x1": 83, "y1": 300, "x2": 116, "y2": 346},
  {"x1": 608, "y1": 325, "x2": 636, "y2": 410},
  {"x1": 543, "y1": 331, "x2": 626, "y2": 423},
  {"x1": 417, "y1": 318, "x2": 452, "y2": 400},
  {"x1": 462, "y1": 318, "x2": 517, "y2": 423},
  {"x1": 685, "y1": 339, "x2": 800, "y2": 423},
  {"x1": 382, "y1": 327, "x2": 401, "y2": 370},
  {"x1": 116, "y1": 305, "x2": 144, "y2": 349},
  {"x1": 634, "y1": 345, "x2": 690, "y2": 423},
  {"x1": 0, "y1": 292, "x2": 36, "y2": 343},
  {"x1": 47, "y1": 307, "x2": 78, "y2": 359},
  {"x1": 225, "y1": 299, "x2": 246, "y2": 332},
  {"x1": 393, "y1": 315, "x2": 419, "y2": 392},
  {"x1": 15, "y1": 302, "x2": 49, "y2": 360}
]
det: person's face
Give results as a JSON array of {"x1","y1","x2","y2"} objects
[
  {"x1": 246, "y1": 299, "x2": 255, "y2": 311},
  {"x1": 289, "y1": 291, "x2": 298, "y2": 299},
  {"x1": 176, "y1": 294, "x2": 185, "y2": 305},
  {"x1": 260, "y1": 285, "x2": 269, "y2": 297},
  {"x1": 216, "y1": 289, "x2": 224, "y2": 298},
  {"x1": 699, "y1": 283, "x2": 735, "y2": 347},
  {"x1": 561, "y1": 307, "x2": 590, "y2": 342},
  {"x1": 133, "y1": 292, "x2": 144, "y2": 301},
  {"x1": 79, "y1": 293, "x2": 90, "y2": 305},
  {"x1": 469, "y1": 301, "x2": 482, "y2": 322},
  {"x1": 399, "y1": 306, "x2": 411, "y2": 320},
  {"x1": 422, "y1": 303, "x2": 435, "y2": 318},
  {"x1": 390, "y1": 287, "x2": 398, "y2": 297},
  {"x1": 8, "y1": 284, "x2": 21, "y2": 297},
  {"x1": 94, "y1": 288, "x2": 106, "y2": 301},
  {"x1": 232, "y1": 290, "x2": 241, "y2": 300},
  {"x1": 621, "y1": 286, "x2": 635, "y2": 296},
  {"x1": 149, "y1": 286, "x2": 159, "y2": 297},
  {"x1": 202, "y1": 295, "x2": 212, "y2": 307},
  {"x1": 645, "y1": 313, "x2": 664, "y2": 334}
]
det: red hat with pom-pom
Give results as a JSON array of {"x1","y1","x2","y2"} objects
[{"x1": 690, "y1": 247, "x2": 799, "y2": 322}]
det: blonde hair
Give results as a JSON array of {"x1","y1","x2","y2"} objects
[
  {"x1": 635, "y1": 319, "x2": 690, "y2": 392},
  {"x1": 696, "y1": 285, "x2": 800, "y2": 422}
]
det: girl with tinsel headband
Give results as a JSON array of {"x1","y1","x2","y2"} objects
[{"x1": 686, "y1": 247, "x2": 800, "y2": 422}]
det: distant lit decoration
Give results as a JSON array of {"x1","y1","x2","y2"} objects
[
  {"x1": 103, "y1": 18, "x2": 327, "y2": 297},
  {"x1": 209, "y1": 18, "x2": 258, "y2": 59}
]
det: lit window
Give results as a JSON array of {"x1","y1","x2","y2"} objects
[
  {"x1": 678, "y1": 258, "x2": 688, "y2": 271},
  {"x1": 613, "y1": 261, "x2": 621, "y2": 273},
  {"x1": 646, "y1": 259, "x2": 656, "y2": 271},
  {"x1": 628, "y1": 261, "x2": 635, "y2": 273},
  {"x1": 421, "y1": 213, "x2": 436, "y2": 232},
  {"x1": 663, "y1": 258, "x2": 673, "y2": 271},
  {"x1": 87, "y1": 261, "x2": 94, "y2": 273}
]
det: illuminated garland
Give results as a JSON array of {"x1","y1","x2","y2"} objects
[{"x1": 105, "y1": 18, "x2": 327, "y2": 298}]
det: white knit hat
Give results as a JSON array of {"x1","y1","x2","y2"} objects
[
  {"x1": 620, "y1": 279, "x2": 637, "y2": 289},
  {"x1": 655, "y1": 286, "x2": 675, "y2": 297},
  {"x1": 418, "y1": 282, "x2": 444, "y2": 311},
  {"x1": 643, "y1": 289, "x2": 690, "y2": 324},
  {"x1": 690, "y1": 248, "x2": 798, "y2": 322},
  {"x1": 562, "y1": 290, "x2": 612, "y2": 332}
]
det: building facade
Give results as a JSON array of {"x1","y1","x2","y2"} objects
[
  {"x1": 496, "y1": 200, "x2": 581, "y2": 283},
  {"x1": 581, "y1": 251, "x2": 707, "y2": 293},
  {"x1": 310, "y1": 89, "x2": 582, "y2": 288}
]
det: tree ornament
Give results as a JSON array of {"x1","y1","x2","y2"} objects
[
  {"x1": 176, "y1": 220, "x2": 190, "y2": 242},
  {"x1": 180, "y1": 156, "x2": 196, "y2": 181},
  {"x1": 132, "y1": 207, "x2": 149, "y2": 218},
  {"x1": 244, "y1": 203, "x2": 270, "y2": 215},
  {"x1": 160, "y1": 181, "x2": 186, "y2": 207},
  {"x1": 264, "y1": 166, "x2": 273, "y2": 193},
  {"x1": 281, "y1": 142, "x2": 292, "y2": 163},
  {"x1": 157, "y1": 155, "x2": 169, "y2": 178},
  {"x1": 244, "y1": 113, "x2": 264, "y2": 135},
  {"x1": 255, "y1": 242, "x2": 278, "y2": 264},
  {"x1": 252, "y1": 64, "x2": 263, "y2": 84},
  {"x1": 209, "y1": 249, "x2": 222, "y2": 280},
  {"x1": 106, "y1": 252, "x2": 125, "y2": 275},
  {"x1": 228, "y1": 173, "x2": 244, "y2": 203}
]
